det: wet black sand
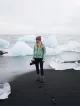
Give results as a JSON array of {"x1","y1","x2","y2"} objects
[{"x1": 0, "y1": 69, "x2": 80, "y2": 106}]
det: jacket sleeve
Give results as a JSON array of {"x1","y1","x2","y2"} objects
[{"x1": 42, "y1": 44, "x2": 46, "y2": 59}]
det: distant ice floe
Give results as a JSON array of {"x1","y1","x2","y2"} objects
[
  {"x1": 50, "y1": 41, "x2": 80, "y2": 70},
  {"x1": 0, "y1": 82, "x2": 11, "y2": 99},
  {"x1": 0, "y1": 38, "x2": 9, "y2": 49}
]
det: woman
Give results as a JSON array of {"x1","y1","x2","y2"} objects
[{"x1": 33, "y1": 36, "x2": 46, "y2": 83}]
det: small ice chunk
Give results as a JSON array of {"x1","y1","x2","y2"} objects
[{"x1": 0, "y1": 82, "x2": 11, "y2": 99}]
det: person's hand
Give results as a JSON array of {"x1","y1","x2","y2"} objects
[
  {"x1": 31, "y1": 59, "x2": 34, "y2": 61},
  {"x1": 43, "y1": 59, "x2": 45, "y2": 62}
]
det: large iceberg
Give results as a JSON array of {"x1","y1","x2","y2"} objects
[
  {"x1": 50, "y1": 41, "x2": 80, "y2": 70},
  {"x1": 4, "y1": 41, "x2": 33, "y2": 56},
  {"x1": 43, "y1": 35, "x2": 57, "y2": 48},
  {"x1": 0, "y1": 38, "x2": 9, "y2": 48}
]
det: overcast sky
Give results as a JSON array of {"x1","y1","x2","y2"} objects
[{"x1": 0, "y1": 0, "x2": 80, "y2": 34}]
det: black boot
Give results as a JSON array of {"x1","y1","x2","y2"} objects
[
  {"x1": 36, "y1": 74, "x2": 40, "y2": 81},
  {"x1": 40, "y1": 76, "x2": 44, "y2": 83}
]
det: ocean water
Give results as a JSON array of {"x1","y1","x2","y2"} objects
[
  {"x1": 0, "y1": 34, "x2": 80, "y2": 82},
  {"x1": 56, "y1": 34, "x2": 80, "y2": 45}
]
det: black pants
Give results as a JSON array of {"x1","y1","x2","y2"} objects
[{"x1": 34, "y1": 58, "x2": 44, "y2": 76}]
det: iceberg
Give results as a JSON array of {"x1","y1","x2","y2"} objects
[
  {"x1": 4, "y1": 41, "x2": 33, "y2": 56},
  {"x1": 43, "y1": 35, "x2": 57, "y2": 48},
  {"x1": 50, "y1": 41, "x2": 80, "y2": 70},
  {"x1": 0, "y1": 38, "x2": 9, "y2": 49}
]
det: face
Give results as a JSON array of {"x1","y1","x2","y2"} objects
[{"x1": 36, "y1": 40, "x2": 40, "y2": 44}]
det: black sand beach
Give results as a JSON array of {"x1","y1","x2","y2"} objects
[{"x1": 0, "y1": 69, "x2": 80, "y2": 106}]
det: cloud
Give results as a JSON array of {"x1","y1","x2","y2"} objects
[{"x1": 0, "y1": 0, "x2": 80, "y2": 34}]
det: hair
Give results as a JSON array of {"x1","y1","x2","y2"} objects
[{"x1": 36, "y1": 40, "x2": 43, "y2": 48}]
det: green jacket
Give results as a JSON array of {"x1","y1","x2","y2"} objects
[{"x1": 33, "y1": 44, "x2": 46, "y2": 59}]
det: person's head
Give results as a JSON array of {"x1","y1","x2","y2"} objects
[{"x1": 36, "y1": 36, "x2": 42, "y2": 48}]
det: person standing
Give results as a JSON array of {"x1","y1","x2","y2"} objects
[{"x1": 33, "y1": 36, "x2": 46, "y2": 83}]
